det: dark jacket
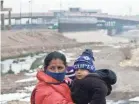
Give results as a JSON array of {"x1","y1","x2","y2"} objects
[{"x1": 71, "y1": 73, "x2": 111, "y2": 104}]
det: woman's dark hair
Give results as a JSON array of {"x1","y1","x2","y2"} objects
[{"x1": 44, "y1": 51, "x2": 67, "y2": 68}]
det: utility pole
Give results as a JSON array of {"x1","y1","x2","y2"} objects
[
  {"x1": 1, "y1": 0, "x2": 12, "y2": 30},
  {"x1": 1, "y1": 0, "x2": 5, "y2": 30},
  {"x1": 20, "y1": 0, "x2": 22, "y2": 25},
  {"x1": 60, "y1": 0, "x2": 62, "y2": 16},
  {"x1": 30, "y1": 0, "x2": 32, "y2": 25},
  {"x1": 28, "y1": 0, "x2": 30, "y2": 24}
]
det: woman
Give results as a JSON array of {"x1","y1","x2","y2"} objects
[{"x1": 31, "y1": 51, "x2": 74, "y2": 104}]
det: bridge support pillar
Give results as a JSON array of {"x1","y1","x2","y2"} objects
[
  {"x1": 8, "y1": 11, "x2": 11, "y2": 29},
  {"x1": 107, "y1": 27, "x2": 123, "y2": 35},
  {"x1": 107, "y1": 21, "x2": 124, "y2": 35},
  {"x1": 115, "y1": 22, "x2": 123, "y2": 34},
  {"x1": 107, "y1": 28, "x2": 116, "y2": 36},
  {"x1": 31, "y1": 18, "x2": 37, "y2": 24}
]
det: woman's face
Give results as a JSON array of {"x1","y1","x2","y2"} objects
[{"x1": 47, "y1": 59, "x2": 66, "y2": 73}]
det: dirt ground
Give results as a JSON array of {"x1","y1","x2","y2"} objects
[
  {"x1": 1, "y1": 29, "x2": 139, "y2": 103},
  {"x1": 2, "y1": 43, "x2": 139, "y2": 100},
  {"x1": 1, "y1": 29, "x2": 78, "y2": 59}
]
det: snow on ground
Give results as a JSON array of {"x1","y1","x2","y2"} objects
[
  {"x1": 0, "y1": 86, "x2": 36, "y2": 103},
  {"x1": 1, "y1": 50, "x2": 78, "y2": 75},
  {"x1": 1, "y1": 49, "x2": 80, "y2": 75},
  {"x1": 130, "y1": 96, "x2": 139, "y2": 101},
  {"x1": 19, "y1": 97, "x2": 30, "y2": 102},
  {"x1": 24, "y1": 86, "x2": 35, "y2": 92},
  {"x1": 0, "y1": 93, "x2": 30, "y2": 103},
  {"x1": 15, "y1": 77, "x2": 36, "y2": 83},
  {"x1": 1, "y1": 51, "x2": 139, "y2": 103},
  {"x1": 107, "y1": 98, "x2": 139, "y2": 104},
  {"x1": 1, "y1": 56, "x2": 36, "y2": 74},
  {"x1": 24, "y1": 71, "x2": 37, "y2": 76},
  {"x1": 1, "y1": 92, "x2": 139, "y2": 104},
  {"x1": 1, "y1": 53, "x2": 47, "y2": 74},
  {"x1": 92, "y1": 50, "x2": 101, "y2": 53},
  {"x1": 107, "y1": 100, "x2": 126, "y2": 104},
  {"x1": 0, "y1": 84, "x2": 36, "y2": 103},
  {"x1": 1, "y1": 43, "x2": 139, "y2": 103}
]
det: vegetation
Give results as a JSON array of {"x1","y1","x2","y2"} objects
[
  {"x1": 7, "y1": 69, "x2": 15, "y2": 74},
  {"x1": 30, "y1": 57, "x2": 44, "y2": 70},
  {"x1": 120, "y1": 47, "x2": 132, "y2": 60}
]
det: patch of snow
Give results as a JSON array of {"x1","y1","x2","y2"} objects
[
  {"x1": 19, "y1": 96, "x2": 30, "y2": 102},
  {"x1": 129, "y1": 96, "x2": 139, "y2": 102},
  {"x1": 24, "y1": 86, "x2": 35, "y2": 92},
  {"x1": 111, "y1": 45, "x2": 122, "y2": 49},
  {"x1": 0, "y1": 93, "x2": 30, "y2": 102},
  {"x1": 24, "y1": 72, "x2": 37, "y2": 76},
  {"x1": 15, "y1": 77, "x2": 36, "y2": 83},
  {"x1": 1, "y1": 53, "x2": 47, "y2": 74},
  {"x1": 93, "y1": 50, "x2": 101, "y2": 53},
  {"x1": 1, "y1": 57, "x2": 36, "y2": 74}
]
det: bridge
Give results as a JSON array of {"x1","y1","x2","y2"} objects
[
  {"x1": 58, "y1": 13, "x2": 139, "y2": 35},
  {"x1": 1, "y1": 0, "x2": 139, "y2": 35},
  {"x1": 4, "y1": 13, "x2": 54, "y2": 19},
  {"x1": 4, "y1": 12, "x2": 139, "y2": 23},
  {"x1": 2, "y1": 12, "x2": 139, "y2": 35}
]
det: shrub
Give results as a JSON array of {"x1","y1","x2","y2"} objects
[
  {"x1": 120, "y1": 47, "x2": 132, "y2": 60},
  {"x1": 7, "y1": 69, "x2": 15, "y2": 74},
  {"x1": 30, "y1": 57, "x2": 44, "y2": 70}
]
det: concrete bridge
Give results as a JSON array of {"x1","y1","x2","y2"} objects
[
  {"x1": 2, "y1": 12, "x2": 139, "y2": 35},
  {"x1": 58, "y1": 15, "x2": 139, "y2": 35},
  {"x1": 1, "y1": 0, "x2": 139, "y2": 35}
]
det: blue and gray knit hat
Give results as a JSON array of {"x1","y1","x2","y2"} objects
[{"x1": 74, "y1": 49, "x2": 96, "y2": 73}]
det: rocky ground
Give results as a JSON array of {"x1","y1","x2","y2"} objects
[{"x1": 1, "y1": 29, "x2": 139, "y2": 104}]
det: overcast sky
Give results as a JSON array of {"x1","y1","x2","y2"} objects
[{"x1": 3, "y1": 0, "x2": 139, "y2": 15}]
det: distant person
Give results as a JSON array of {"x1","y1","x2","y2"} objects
[
  {"x1": 70, "y1": 49, "x2": 117, "y2": 104},
  {"x1": 30, "y1": 51, "x2": 74, "y2": 104}
]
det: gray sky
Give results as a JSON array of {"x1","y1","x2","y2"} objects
[{"x1": 3, "y1": 0, "x2": 139, "y2": 15}]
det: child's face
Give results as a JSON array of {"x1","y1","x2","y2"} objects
[{"x1": 75, "y1": 69, "x2": 89, "y2": 79}]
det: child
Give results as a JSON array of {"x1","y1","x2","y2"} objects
[
  {"x1": 70, "y1": 49, "x2": 116, "y2": 104},
  {"x1": 66, "y1": 49, "x2": 95, "y2": 80}
]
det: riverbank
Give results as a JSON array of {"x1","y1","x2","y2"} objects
[
  {"x1": 1, "y1": 29, "x2": 78, "y2": 59},
  {"x1": 1, "y1": 29, "x2": 139, "y2": 104}
]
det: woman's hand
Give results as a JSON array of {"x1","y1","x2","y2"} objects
[{"x1": 64, "y1": 77, "x2": 73, "y2": 87}]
